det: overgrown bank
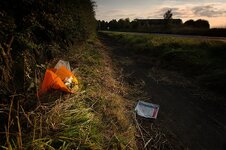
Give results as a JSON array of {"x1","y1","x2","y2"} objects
[
  {"x1": 1, "y1": 0, "x2": 94, "y2": 148},
  {"x1": 0, "y1": 1, "x2": 136, "y2": 149}
]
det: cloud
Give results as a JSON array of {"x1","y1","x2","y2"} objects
[
  {"x1": 150, "y1": 3, "x2": 226, "y2": 18},
  {"x1": 147, "y1": 6, "x2": 194, "y2": 19},
  {"x1": 192, "y1": 5, "x2": 226, "y2": 17},
  {"x1": 97, "y1": 8, "x2": 139, "y2": 20}
]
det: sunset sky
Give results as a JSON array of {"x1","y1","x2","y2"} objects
[{"x1": 94, "y1": 0, "x2": 226, "y2": 28}]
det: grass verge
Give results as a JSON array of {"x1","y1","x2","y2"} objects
[{"x1": 3, "y1": 38, "x2": 136, "y2": 149}]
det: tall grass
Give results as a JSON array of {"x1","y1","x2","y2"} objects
[
  {"x1": 2, "y1": 38, "x2": 136, "y2": 149},
  {"x1": 30, "y1": 97, "x2": 101, "y2": 149}
]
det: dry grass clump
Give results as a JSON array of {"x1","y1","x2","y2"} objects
[
  {"x1": 70, "y1": 39, "x2": 137, "y2": 149},
  {"x1": 31, "y1": 96, "x2": 102, "y2": 149}
]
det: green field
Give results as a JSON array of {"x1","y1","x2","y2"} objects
[{"x1": 100, "y1": 31, "x2": 226, "y2": 94}]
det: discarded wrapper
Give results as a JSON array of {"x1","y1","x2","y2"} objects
[
  {"x1": 54, "y1": 60, "x2": 71, "y2": 71},
  {"x1": 135, "y1": 101, "x2": 159, "y2": 119}
]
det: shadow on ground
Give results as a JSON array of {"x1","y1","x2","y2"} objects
[{"x1": 99, "y1": 33, "x2": 226, "y2": 150}]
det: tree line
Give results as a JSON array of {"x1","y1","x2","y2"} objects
[
  {"x1": 97, "y1": 18, "x2": 210, "y2": 31},
  {"x1": 98, "y1": 17, "x2": 226, "y2": 37}
]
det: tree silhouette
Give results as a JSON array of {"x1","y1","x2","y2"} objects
[
  {"x1": 184, "y1": 19, "x2": 210, "y2": 29},
  {"x1": 163, "y1": 9, "x2": 173, "y2": 29},
  {"x1": 163, "y1": 9, "x2": 173, "y2": 20}
]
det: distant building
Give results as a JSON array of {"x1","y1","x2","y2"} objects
[{"x1": 136, "y1": 19, "x2": 183, "y2": 27}]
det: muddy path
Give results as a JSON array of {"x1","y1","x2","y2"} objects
[{"x1": 99, "y1": 34, "x2": 226, "y2": 150}]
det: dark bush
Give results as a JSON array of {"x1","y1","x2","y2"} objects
[{"x1": 0, "y1": 0, "x2": 96, "y2": 146}]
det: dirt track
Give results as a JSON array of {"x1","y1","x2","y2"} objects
[{"x1": 99, "y1": 34, "x2": 226, "y2": 150}]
